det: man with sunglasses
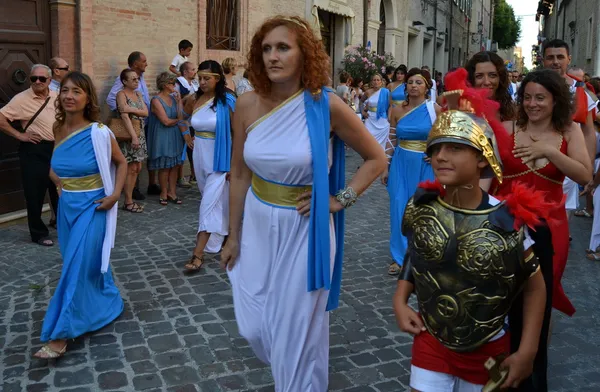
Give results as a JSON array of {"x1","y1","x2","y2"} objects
[
  {"x1": 0, "y1": 64, "x2": 59, "y2": 246},
  {"x1": 49, "y1": 57, "x2": 70, "y2": 92}
]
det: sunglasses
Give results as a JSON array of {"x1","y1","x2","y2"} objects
[
  {"x1": 30, "y1": 76, "x2": 48, "y2": 83},
  {"x1": 56, "y1": 66, "x2": 69, "y2": 71}
]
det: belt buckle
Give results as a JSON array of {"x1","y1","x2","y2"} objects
[{"x1": 482, "y1": 355, "x2": 509, "y2": 392}]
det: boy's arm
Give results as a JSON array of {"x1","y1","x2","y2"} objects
[
  {"x1": 169, "y1": 65, "x2": 180, "y2": 75},
  {"x1": 500, "y1": 248, "x2": 546, "y2": 388}
]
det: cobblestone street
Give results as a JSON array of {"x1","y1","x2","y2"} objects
[{"x1": 1, "y1": 151, "x2": 600, "y2": 392}]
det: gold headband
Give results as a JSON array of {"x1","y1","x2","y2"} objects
[
  {"x1": 411, "y1": 74, "x2": 431, "y2": 88},
  {"x1": 281, "y1": 17, "x2": 308, "y2": 31},
  {"x1": 197, "y1": 71, "x2": 220, "y2": 77}
]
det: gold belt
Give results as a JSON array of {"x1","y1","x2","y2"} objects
[
  {"x1": 195, "y1": 131, "x2": 215, "y2": 139},
  {"x1": 368, "y1": 106, "x2": 377, "y2": 112},
  {"x1": 251, "y1": 174, "x2": 312, "y2": 208},
  {"x1": 399, "y1": 140, "x2": 427, "y2": 152},
  {"x1": 61, "y1": 173, "x2": 103, "y2": 191},
  {"x1": 392, "y1": 100, "x2": 403, "y2": 106}
]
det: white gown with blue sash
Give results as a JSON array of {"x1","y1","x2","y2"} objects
[
  {"x1": 227, "y1": 91, "x2": 335, "y2": 392},
  {"x1": 364, "y1": 89, "x2": 390, "y2": 149},
  {"x1": 191, "y1": 99, "x2": 229, "y2": 253}
]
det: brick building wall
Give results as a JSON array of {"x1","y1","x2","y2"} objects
[{"x1": 56, "y1": 0, "x2": 367, "y2": 114}]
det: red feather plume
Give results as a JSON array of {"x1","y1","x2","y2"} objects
[
  {"x1": 495, "y1": 182, "x2": 562, "y2": 231},
  {"x1": 418, "y1": 179, "x2": 446, "y2": 197},
  {"x1": 442, "y1": 68, "x2": 512, "y2": 166}
]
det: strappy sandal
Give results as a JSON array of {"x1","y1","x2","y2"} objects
[
  {"x1": 167, "y1": 196, "x2": 183, "y2": 205},
  {"x1": 184, "y1": 255, "x2": 204, "y2": 271},
  {"x1": 159, "y1": 198, "x2": 168, "y2": 206},
  {"x1": 122, "y1": 202, "x2": 144, "y2": 213},
  {"x1": 33, "y1": 343, "x2": 67, "y2": 359},
  {"x1": 586, "y1": 252, "x2": 600, "y2": 261},
  {"x1": 574, "y1": 209, "x2": 593, "y2": 218},
  {"x1": 36, "y1": 238, "x2": 54, "y2": 247},
  {"x1": 585, "y1": 246, "x2": 600, "y2": 254},
  {"x1": 388, "y1": 262, "x2": 402, "y2": 276}
]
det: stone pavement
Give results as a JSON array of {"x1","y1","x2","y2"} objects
[{"x1": 1, "y1": 151, "x2": 600, "y2": 392}]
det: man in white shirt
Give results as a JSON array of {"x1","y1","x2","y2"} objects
[
  {"x1": 48, "y1": 57, "x2": 69, "y2": 92},
  {"x1": 543, "y1": 40, "x2": 597, "y2": 216},
  {"x1": 421, "y1": 66, "x2": 437, "y2": 100},
  {"x1": 169, "y1": 39, "x2": 193, "y2": 76}
]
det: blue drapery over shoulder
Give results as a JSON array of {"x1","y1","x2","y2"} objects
[
  {"x1": 213, "y1": 92, "x2": 236, "y2": 172},
  {"x1": 377, "y1": 88, "x2": 390, "y2": 120},
  {"x1": 304, "y1": 88, "x2": 346, "y2": 311}
]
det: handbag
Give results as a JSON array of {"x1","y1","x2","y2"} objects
[{"x1": 108, "y1": 116, "x2": 141, "y2": 142}]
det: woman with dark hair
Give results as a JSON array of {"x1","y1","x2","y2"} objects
[
  {"x1": 220, "y1": 15, "x2": 385, "y2": 390},
  {"x1": 362, "y1": 73, "x2": 391, "y2": 149},
  {"x1": 183, "y1": 60, "x2": 236, "y2": 271},
  {"x1": 383, "y1": 67, "x2": 440, "y2": 276},
  {"x1": 388, "y1": 64, "x2": 408, "y2": 106},
  {"x1": 147, "y1": 72, "x2": 193, "y2": 205},
  {"x1": 488, "y1": 69, "x2": 592, "y2": 391},
  {"x1": 465, "y1": 51, "x2": 516, "y2": 121},
  {"x1": 34, "y1": 71, "x2": 127, "y2": 358},
  {"x1": 350, "y1": 76, "x2": 364, "y2": 115},
  {"x1": 116, "y1": 68, "x2": 148, "y2": 213}
]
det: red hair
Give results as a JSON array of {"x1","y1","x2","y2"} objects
[{"x1": 247, "y1": 16, "x2": 330, "y2": 96}]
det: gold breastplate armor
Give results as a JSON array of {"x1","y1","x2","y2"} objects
[{"x1": 403, "y1": 197, "x2": 535, "y2": 352}]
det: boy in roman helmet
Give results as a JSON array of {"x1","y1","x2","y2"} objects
[{"x1": 393, "y1": 69, "x2": 552, "y2": 392}]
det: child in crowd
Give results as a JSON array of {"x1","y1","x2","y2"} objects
[
  {"x1": 393, "y1": 71, "x2": 550, "y2": 392},
  {"x1": 169, "y1": 40, "x2": 193, "y2": 76}
]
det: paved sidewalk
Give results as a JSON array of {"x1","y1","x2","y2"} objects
[{"x1": 1, "y1": 151, "x2": 599, "y2": 391}]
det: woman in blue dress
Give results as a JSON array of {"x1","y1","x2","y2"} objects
[
  {"x1": 382, "y1": 68, "x2": 441, "y2": 276},
  {"x1": 33, "y1": 71, "x2": 127, "y2": 358},
  {"x1": 387, "y1": 64, "x2": 407, "y2": 107},
  {"x1": 147, "y1": 72, "x2": 193, "y2": 205}
]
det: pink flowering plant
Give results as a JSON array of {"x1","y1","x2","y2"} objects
[{"x1": 340, "y1": 45, "x2": 396, "y2": 82}]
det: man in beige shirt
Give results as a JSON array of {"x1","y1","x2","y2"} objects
[{"x1": 0, "y1": 64, "x2": 59, "y2": 246}]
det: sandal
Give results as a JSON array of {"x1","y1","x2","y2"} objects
[
  {"x1": 167, "y1": 196, "x2": 183, "y2": 205},
  {"x1": 159, "y1": 198, "x2": 168, "y2": 206},
  {"x1": 122, "y1": 202, "x2": 144, "y2": 213},
  {"x1": 184, "y1": 255, "x2": 204, "y2": 271},
  {"x1": 33, "y1": 343, "x2": 67, "y2": 359},
  {"x1": 35, "y1": 238, "x2": 54, "y2": 247},
  {"x1": 388, "y1": 262, "x2": 402, "y2": 276},
  {"x1": 586, "y1": 252, "x2": 600, "y2": 261},
  {"x1": 574, "y1": 209, "x2": 593, "y2": 218}
]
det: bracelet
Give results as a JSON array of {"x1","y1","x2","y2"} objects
[
  {"x1": 182, "y1": 130, "x2": 190, "y2": 136},
  {"x1": 335, "y1": 186, "x2": 358, "y2": 208}
]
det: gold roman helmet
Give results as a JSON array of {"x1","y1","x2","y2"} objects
[{"x1": 426, "y1": 92, "x2": 503, "y2": 183}]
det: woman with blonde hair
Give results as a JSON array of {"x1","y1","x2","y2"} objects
[
  {"x1": 361, "y1": 73, "x2": 391, "y2": 149},
  {"x1": 34, "y1": 71, "x2": 127, "y2": 358},
  {"x1": 221, "y1": 57, "x2": 237, "y2": 92},
  {"x1": 146, "y1": 72, "x2": 193, "y2": 205},
  {"x1": 221, "y1": 15, "x2": 386, "y2": 390}
]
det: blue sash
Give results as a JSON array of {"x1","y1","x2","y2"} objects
[
  {"x1": 214, "y1": 93, "x2": 236, "y2": 172},
  {"x1": 376, "y1": 88, "x2": 390, "y2": 120},
  {"x1": 304, "y1": 88, "x2": 346, "y2": 311}
]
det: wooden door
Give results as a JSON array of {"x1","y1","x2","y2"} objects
[{"x1": 0, "y1": 0, "x2": 51, "y2": 214}]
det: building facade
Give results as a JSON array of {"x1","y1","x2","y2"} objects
[{"x1": 538, "y1": 0, "x2": 600, "y2": 75}]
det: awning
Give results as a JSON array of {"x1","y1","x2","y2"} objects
[{"x1": 311, "y1": 0, "x2": 355, "y2": 40}]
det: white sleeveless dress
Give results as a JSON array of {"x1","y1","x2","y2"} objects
[
  {"x1": 364, "y1": 89, "x2": 390, "y2": 149},
  {"x1": 190, "y1": 99, "x2": 229, "y2": 253},
  {"x1": 227, "y1": 91, "x2": 335, "y2": 392}
]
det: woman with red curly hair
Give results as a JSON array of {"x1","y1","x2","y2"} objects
[{"x1": 220, "y1": 15, "x2": 386, "y2": 391}]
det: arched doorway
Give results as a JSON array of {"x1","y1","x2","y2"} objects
[{"x1": 377, "y1": 1, "x2": 386, "y2": 54}]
